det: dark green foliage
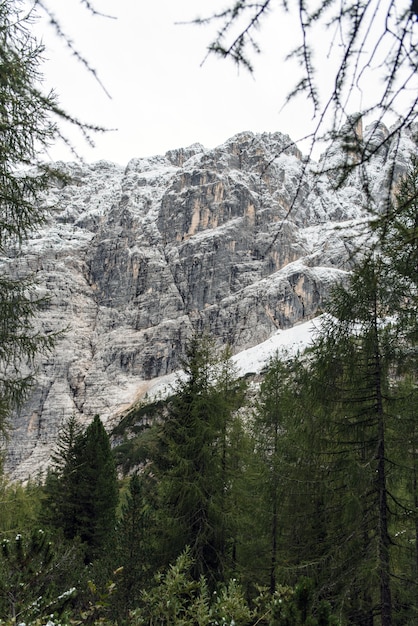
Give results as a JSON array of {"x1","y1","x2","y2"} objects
[
  {"x1": 250, "y1": 354, "x2": 328, "y2": 599},
  {"x1": 43, "y1": 415, "x2": 118, "y2": 564},
  {"x1": 253, "y1": 354, "x2": 299, "y2": 593},
  {"x1": 307, "y1": 258, "x2": 394, "y2": 624},
  {"x1": 372, "y1": 156, "x2": 418, "y2": 355},
  {"x1": 71, "y1": 415, "x2": 118, "y2": 562},
  {"x1": 112, "y1": 473, "x2": 156, "y2": 620},
  {"x1": 156, "y1": 335, "x2": 228, "y2": 580},
  {"x1": 154, "y1": 334, "x2": 248, "y2": 583},
  {"x1": 0, "y1": 0, "x2": 60, "y2": 435},
  {"x1": 301, "y1": 250, "x2": 418, "y2": 625},
  {"x1": 42, "y1": 414, "x2": 83, "y2": 536},
  {"x1": 0, "y1": 529, "x2": 81, "y2": 623}
]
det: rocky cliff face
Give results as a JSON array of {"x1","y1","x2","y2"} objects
[{"x1": 3, "y1": 123, "x2": 416, "y2": 480}]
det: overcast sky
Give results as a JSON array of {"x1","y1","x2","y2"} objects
[{"x1": 32, "y1": 0, "x2": 409, "y2": 165}]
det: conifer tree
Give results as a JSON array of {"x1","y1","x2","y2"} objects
[
  {"x1": 389, "y1": 376, "x2": 418, "y2": 622},
  {"x1": 72, "y1": 415, "x2": 118, "y2": 563},
  {"x1": 367, "y1": 160, "x2": 418, "y2": 620},
  {"x1": 0, "y1": 528, "x2": 81, "y2": 623},
  {"x1": 373, "y1": 155, "x2": 418, "y2": 352},
  {"x1": 307, "y1": 255, "x2": 400, "y2": 625},
  {"x1": 253, "y1": 353, "x2": 294, "y2": 594},
  {"x1": 156, "y1": 334, "x2": 246, "y2": 583},
  {"x1": 212, "y1": 344, "x2": 248, "y2": 577},
  {"x1": 0, "y1": 0, "x2": 109, "y2": 442},
  {"x1": 0, "y1": 0, "x2": 58, "y2": 435},
  {"x1": 252, "y1": 354, "x2": 330, "y2": 598},
  {"x1": 42, "y1": 414, "x2": 84, "y2": 536},
  {"x1": 42, "y1": 415, "x2": 118, "y2": 563},
  {"x1": 113, "y1": 472, "x2": 155, "y2": 620}
]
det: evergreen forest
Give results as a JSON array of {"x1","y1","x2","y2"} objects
[{"x1": 1, "y1": 157, "x2": 417, "y2": 626}]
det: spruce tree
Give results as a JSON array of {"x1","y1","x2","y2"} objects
[
  {"x1": 72, "y1": 415, "x2": 118, "y2": 563},
  {"x1": 307, "y1": 255, "x2": 399, "y2": 625},
  {"x1": 0, "y1": 0, "x2": 109, "y2": 441},
  {"x1": 42, "y1": 414, "x2": 84, "y2": 537},
  {"x1": 212, "y1": 344, "x2": 248, "y2": 577},
  {"x1": 373, "y1": 155, "x2": 418, "y2": 352},
  {"x1": 155, "y1": 334, "x2": 246, "y2": 583},
  {"x1": 42, "y1": 415, "x2": 118, "y2": 563},
  {"x1": 112, "y1": 472, "x2": 155, "y2": 620},
  {"x1": 0, "y1": 528, "x2": 82, "y2": 623},
  {"x1": 253, "y1": 353, "x2": 294, "y2": 594},
  {"x1": 252, "y1": 354, "x2": 330, "y2": 599}
]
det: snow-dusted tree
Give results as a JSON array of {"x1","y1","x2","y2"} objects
[
  {"x1": 373, "y1": 154, "x2": 418, "y2": 351},
  {"x1": 0, "y1": 528, "x2": 81, "y2": 623}
]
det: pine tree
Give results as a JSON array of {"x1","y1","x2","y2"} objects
[
  {"x1": 0, "y1": 0, "x2": 59, "y2": 435},
  {"x1": 389, "y1": 377, "x2": 418, "y2": 622},
  {"x1": 112, "y1": 472, "x2": 155, "y2": 619},
  {"x1": 307, "y1": 255, "x2": 399, "y2": 625},
  {"x1": 42, "y1": 414, "x2": 84, "y2": 537},
  {"x1": 253, "y1": 353, "x2": 295, "y2": 594},
  {"x1": 72, "y1": 415, "x2": 118, "y2": 563},
  {"x1": 0, "y1": 528, "x2": 81, "y2": 623},
  {"x1": 369, "y1": 156, "x2": 418, "y2": 621},
  {"x1": 251, "y1": 353, "x2": 331, "y2": 599},
  {"x1": 155, "y1": 334, "x2": 246, "y2": 583},
  {"x1": 212, "y1": 344, "x2": 248, "y2": 578},
  {"x1": 42, "y1": 415, "x2": 118, "y2": 563},
  {"x1": 373, "y1": 155, "x2": 418, "y2": 352}
]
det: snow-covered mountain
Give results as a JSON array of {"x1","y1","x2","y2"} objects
[{"x1": 3, "y1": 120, "x2": 416, "y2": 480}]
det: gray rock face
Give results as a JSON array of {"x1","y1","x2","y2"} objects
[{"x1": 3, "y1": 124, "x2": 417, "y2": 480}]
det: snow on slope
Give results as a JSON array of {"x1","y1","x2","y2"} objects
[
  {"x1": 139, "y1": 317, "x2": 323, "y2": 404},
  {"x1": 231, "y1": 316, "x2": 323, "y2": 375}
]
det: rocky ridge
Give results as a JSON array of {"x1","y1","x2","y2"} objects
[{"x1": 3, "y1": 122, "x2": 416, "y2": 480}]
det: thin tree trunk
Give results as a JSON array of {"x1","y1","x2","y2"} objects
[
  {"x1": 372, "y1": 301, "x2": 392, "y2": 626},
  {"x1": 413, "y1": 451, "x2": 418, "y2": 578},
  {"x1": 270, "y1": 418, "x2": 279, "y2": 594}
]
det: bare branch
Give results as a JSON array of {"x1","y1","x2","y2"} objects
[{"x1": 33, "y1": 0, "x2": 113, "y2": 98}]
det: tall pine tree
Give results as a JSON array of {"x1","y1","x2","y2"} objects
[
  {"x1": 155, "y1": 334, "x2": 246, "y2": 583},
  {"x1": 42, "y1": 414, "x2": 83, "y2": 537},
  {"x1": 73, "y1": 415, "x2": 118, "y2": 562},
  {"x1": 307, "y1": 255, "x2": 401, "y2": 625},
  {"x1": 43, "y1": 415, "x2": 118, "y2": 563},
  {"x1": 112, "y1": 472, "x2": 155, "y2": 620}
]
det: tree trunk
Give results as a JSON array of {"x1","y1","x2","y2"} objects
[{"x1": 373, "y1": 305, "x2": 392, "y2": 626}]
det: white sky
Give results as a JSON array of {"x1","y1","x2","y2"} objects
[{"x1": 31, "y1": 0, "x2": 412, "y2": 165}]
